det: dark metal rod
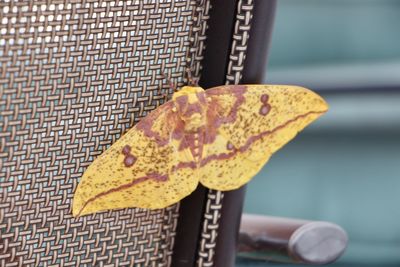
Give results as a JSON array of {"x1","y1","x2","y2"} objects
[
  {"x1": 213, "y1": 1, "x2": 277, "y2": 266},
  {"x1": 172, "y1": 0, "x2": 238, "y2": 265}
]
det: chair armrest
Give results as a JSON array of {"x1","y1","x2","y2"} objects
[{"x1": 238, "y1": 214, "x2": 348, "y2": 264}]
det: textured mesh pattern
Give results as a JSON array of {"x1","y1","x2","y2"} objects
[
  {"x1": 196, "y1": 0, "x2": 254, "y2": 266},
  {"x1": 0, "y1": 1, "x2": 209, "y2": 266}
]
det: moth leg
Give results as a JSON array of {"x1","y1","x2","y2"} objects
[{"x1": 186, "y1": 68, "x2": 199, "y2": 86}]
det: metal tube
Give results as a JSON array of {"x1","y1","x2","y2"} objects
[{"x1": 238, "y1": 214, "x2": 348, "y2": 265}]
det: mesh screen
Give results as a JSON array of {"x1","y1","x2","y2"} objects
[
  {"x1": 196, "y1": 0, "x2": 254, "y2": 265},
  {"x1": 0, "y1": 1, "x2": 209, "y2": 266}
]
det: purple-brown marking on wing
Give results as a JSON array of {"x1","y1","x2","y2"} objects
[
  {"x1": 226, "y1": 141, "x2": 235, "y2": 151},
  {"x1": 175, "y1": 95, "x2": 188, "y2": 111},
  {"x1": 171, "y1": 118, "x2": 185, "y2": 140},
  {"x1": 76, "y1": 173, "x2": 169, "y2": 217},
  {"x1": 124, "y1": 155, "x2": 137, "y2": 167},
  {"x1": 147, "y1": 172, "x2": 169, "y2": 182},
  {"x1": 171, "y1": 161, "x2": 197, "y2": 172},
  {"x1": 136, "y1": 102, "x2": 174, "y2": 146},
  {"x1": 121, "y1": 145, "x2": 137, "y2": 167},
  {"x1": 206, "y1": 85, "x2": 247, "y2": 125},
  {"x1": 260, "y1": 94, "x2": 269, "y2": 103},
  {"x1": 204, "y1": 85, "x2": 247, "y2": 144},
  {"x1": 259, "y1": 104, "x2": 270, "y2": 116},
  {"x1": 197, "y1": 92, "x2": 207, "y2": 103},
  {"x1": 200, "y1": 110, "x2": 326, "y2": 167},
  {"x1": 122, "y1": 145, "x2": 131, "y2": 155},
  {"x1": 259, "y1": 93, "x2": 271, "y2": 116}
]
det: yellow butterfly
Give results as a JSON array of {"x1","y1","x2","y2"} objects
[{"x1": 73, "y1": 85, "x2": 328, "y2": 217}]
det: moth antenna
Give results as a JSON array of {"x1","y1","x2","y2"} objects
[
  {"x1": 161, "y1": 92, "x2": 169, "y2": 102},
  {"x1": 183, "y1": 1, "x2": 202, "y2": 87},
  {"x1": 157, "y1": 85, "x2": 163, "y2": 96},
  {"x1": 160, "y1": 72, "x2": 178, "y2": 95}
]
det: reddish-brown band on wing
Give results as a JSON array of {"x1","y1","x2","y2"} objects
[
  {"x1": 198, "y1": 85, "x2": 328, "y2": 190},
  {"x1": 199, "y1": 110, "x2": 325, "y2": 167},
  {"x1": 73, "y1": 102, "x2": 198, "y2": 216},
  {"x1": 74, "y1": 173, "x2": 168, "y2": 217}
]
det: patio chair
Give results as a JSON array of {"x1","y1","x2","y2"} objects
[{"x1": 0, "y1": 1, "x2": 346, "y2": 266}]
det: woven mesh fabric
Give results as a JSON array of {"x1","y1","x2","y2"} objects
[
  {"x1": 196, "y1": 1, "x2": 255, "y2": 266},
  {"x1": 0, "y1": 1, "x2": 209, "y2": 266}
]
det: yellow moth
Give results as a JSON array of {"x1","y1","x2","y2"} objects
[{"x1": 73, "y1": 85, "x2": 328, "y2": 217}]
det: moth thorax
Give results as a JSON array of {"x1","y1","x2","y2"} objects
[
  {"x1": 173, "y1": 87, "x2": 207, "y2": 132},
  {"x1": 184, "y1": 113, "x2": 205, "y2": 132}
]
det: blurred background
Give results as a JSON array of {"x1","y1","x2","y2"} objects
[{"x1": 237, "y1": 0, "x2": 400, "y2": 266}]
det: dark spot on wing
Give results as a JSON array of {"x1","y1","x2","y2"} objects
[
  {"x1": 260, "y1": 94, "x2": 269, "y2": 103},
  {"x1": 122, "y1": 145, "x2": 131, "y2": 155},
  {"x1": 226, "y1": 141, "x2": 235, "y2": 151},
  {"x1": 259, "y1": 104, "x2": 270, "y2": 116},
  {"x1": 124, "y1": 155, "x2": 137, "y2": 167}
]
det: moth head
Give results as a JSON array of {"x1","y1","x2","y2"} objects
[
  {"x1": 172, "y1": 86, "x2": 205, "y2": 101},
  {"x1": 172, "y1": 86, "x2": 207, "y2": 131}
]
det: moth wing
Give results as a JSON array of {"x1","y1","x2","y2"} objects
[
  {"x1": 73, "y1": 102, "x2": 197, "y2": 217},
  {"x1": 200, "y1": 84, "x2": 328, "y2": 190}
]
